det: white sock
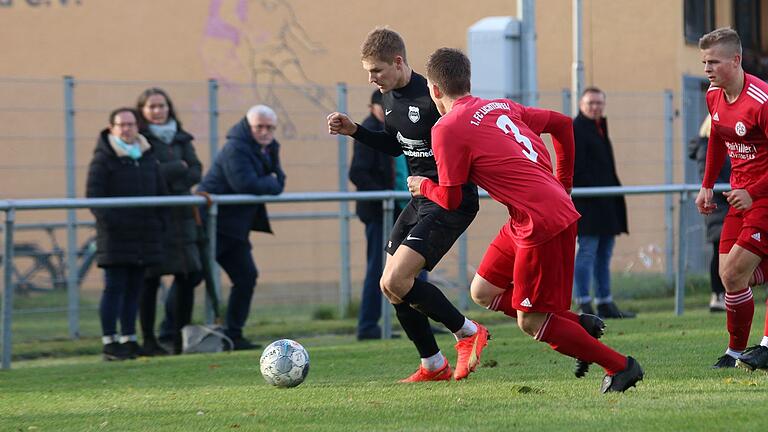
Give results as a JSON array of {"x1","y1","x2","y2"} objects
[
  {"x1": 119, "y1": 335, "x2": 137, "y2": 344},
  {"x1": 725, "y1": 348, "x2": 743, "y2": 359},
  {"x1": 453, "y1": 318, "x2": 478, "y2": 340},
  {"x1": 421, "y1": 351, "x2": 445, "y2": 371},
  {"x1": 102, "y1": 335, "x2": 117, "y2": 345},
  {"x1": 761, "y1": 336, "x2": 768, "y2": 347}
]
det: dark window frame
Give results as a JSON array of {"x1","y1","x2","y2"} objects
[
  {"x1": 733, "y1": 0, "x2": 761, "y2": 51},
  {"x1": 684, "y1": 0, "x2": 715, "y2": 45}
]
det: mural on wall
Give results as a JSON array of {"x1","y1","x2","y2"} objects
[{"x1": 202, "y1": 0, "x2": 334, "y2": 138}]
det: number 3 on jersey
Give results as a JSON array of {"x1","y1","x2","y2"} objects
[{"x1": 496, "y1": 114, "x2": 538, "y2": 163}]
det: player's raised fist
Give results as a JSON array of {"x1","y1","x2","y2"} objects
[{"x1": 327, "y1": 112, "x2": 357, "y2": 136}]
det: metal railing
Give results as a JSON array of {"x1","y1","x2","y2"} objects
[{"x1": 0, "y1": 183, "x2": 728, "y2": 369}]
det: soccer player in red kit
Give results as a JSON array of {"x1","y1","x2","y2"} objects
[
  {"x1": 696, "y1": 28, "x2": 768, "y2": 371},
  {"x1": 407, "y1": 47, "x2": 644, "y2": 393}
]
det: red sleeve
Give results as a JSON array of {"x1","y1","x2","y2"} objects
[
  {"x1": 702, "y1": 129, "x2": 727, "y2": 189},
  {"x1": 420, "y1": 180, "x2": 462, "y2": 210},
  {"x1": 431, "y1": 120, "x2": 470, "y2": 187},
  {"x1": 522, "y1": 107, "x2": 575, "y2": 190},
  {"x1": 745, "y1": 102, "x2": 768, "y2": 199}
]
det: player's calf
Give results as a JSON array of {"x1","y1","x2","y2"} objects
[{"x1": 574, "y1": 314, "x2": 606, "y2": 378}]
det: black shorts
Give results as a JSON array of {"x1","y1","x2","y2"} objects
[{"x1": 386, "y1": 197, "x2": 477, "y2": 271}]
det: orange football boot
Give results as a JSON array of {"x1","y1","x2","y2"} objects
[
  {"x1": 399, "y1": 358, "x2": 452, "y2": 383},
  {"x1": 454, "y1": 321, "x2": 490, "y2": 380}
]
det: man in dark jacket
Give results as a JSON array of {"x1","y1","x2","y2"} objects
[
  {"x1": 198, "y1": 104, "x2": 286, "y2": 349},
  {"x1": 349, "y1": 90, "x2": 394, "y2": 340},
  {"x1": 572, "y1": 87, "x2": 634, "y2": 319}
]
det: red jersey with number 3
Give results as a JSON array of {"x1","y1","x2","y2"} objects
[
  {"x1": 431, "y1": 96, "x2": 580, "y2": 247},
  {"x1": 704, "y1": 73, "x2": 768, "y2": 199}
]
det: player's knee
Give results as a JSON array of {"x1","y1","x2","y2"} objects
[
  {"x1": 516, "y1": 315, "x2": 540, "y2": 337},
  {"x1": 720, "y1": 267, "x2": 747, "y2": 291},
  {"x1": 469, "y1": 276, "x2": 497, "y2": 308},
  {"x1": 470, "y1": 285, "x2": 492, "y2": 308},
  {"x1": 470, "y1": 290, "x2": 491, "y2": 308},
  {"x1": 379, "y1": 274, "x2": 403, "y2": 303}
]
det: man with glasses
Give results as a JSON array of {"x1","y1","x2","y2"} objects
[{"x1": 198, "y1": 105, "x2": 286, "y2": 350}]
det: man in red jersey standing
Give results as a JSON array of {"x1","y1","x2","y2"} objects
[
  {"x1": 696, "y1": 27, "x2": 768, "y2": 371},
  {"x1": 407, "y1": 47, "x2": 643, "y2": 393}
]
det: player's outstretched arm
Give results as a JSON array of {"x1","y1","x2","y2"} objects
[
  {"x1": 409, "y1": 176, "x2": 462, "y2": 210},
  {"x1": 522, "y1": 107, "x2": 574, "y2": 192},
  {"x1": 541, "y1": 110, "x2": 575, "y2": 192}
]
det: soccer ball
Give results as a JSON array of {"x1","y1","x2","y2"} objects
[{"x1": 259, "y1": 339, "x2": 310, "y2": 388}]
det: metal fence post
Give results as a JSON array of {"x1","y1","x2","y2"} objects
[
  {"x1": 457, "y1": 232, "x2": 469, "y2": 311},
  {"x1": 675, "y1": 191, "x2": 688, "y2": 316},
  {"x1": 381, "y1": 197, "x2": 394, "y2": 339},
  {"x1": 664, "y1": 90, "x2": 675, "y2": 287},
  {"x1": 64, "y1": 76, "x2": 80, "y2": 339},
  {"x1": 561, "y1": 88, "x2": 572, "y2": 117},
  {"x1": 336, "y1": 82, "x2": 351, "y2": 319},
  {"x1": 205, "y1": 202, "x2": 220, "y2": 324},
  {"x1": 208, "y1": 79, "x2": 219, "y2": 163},
  {"x1": 2, "y1": 208, "x2": 15, "y2": 369}
]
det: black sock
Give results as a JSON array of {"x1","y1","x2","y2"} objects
[
  {"x1": 401, "y1": 279, "x2": 465, "y2": 333},
  {"x1": 393, "y1": 302, "x2": 439, "y2": 358}
]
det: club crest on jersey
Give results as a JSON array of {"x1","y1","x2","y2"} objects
[
  {"x1": 735, "y1": 121, "x2": 747, "y2": 137},
  {"x1": 408, "y1": 106, "x2": 420, "y2": 123}
]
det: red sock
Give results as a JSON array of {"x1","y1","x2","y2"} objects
[
  {"x1": 488, "y1": 290, "x2": 517, "y2": 318},
  {"x1": 535, "y1": 313, "x2": 626, "y2": 375},
  {"x1": 725, "y1": 288, "x2": 754, "y2": 351},
  {"x1": 555, "y1": 310, "x2": 581, "y2": 324}
]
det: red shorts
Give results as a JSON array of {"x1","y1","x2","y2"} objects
[
  {"x1": 476, "y1": 221, "x2": 577, "y2": 313},
  {"x1": 719, "y1": 200, "x2": 768, "y2": 258}
]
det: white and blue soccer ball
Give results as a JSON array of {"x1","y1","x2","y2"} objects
[{"x1": 259, "y1": 339, "x2": 310, "y2": 388}]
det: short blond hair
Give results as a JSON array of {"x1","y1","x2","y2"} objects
[
  {"x1": 699, "y1": 27, "x2": 742, "y2": 56},
  {"x1": 360, "y1": 27, "x2": 407, "y2": 64}
]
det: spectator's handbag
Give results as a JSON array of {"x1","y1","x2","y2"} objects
[
  {"x1": 181, "y1": 323, "x2": 234, "y2": 354},
  {"x1": 180, "y1": 192, "x2": 233, "y2": 354}
]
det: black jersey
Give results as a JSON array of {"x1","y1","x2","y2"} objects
[{"x1": 351, "y1": 71, "x2": 478, "y2": 213}]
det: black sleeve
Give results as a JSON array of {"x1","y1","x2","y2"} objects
[
  {"x1": 350, "y1": 123, "x2": 402, "y2": 157},
  {"x1": 182, "y1": 141, "x2": 203, "y2": 188}
]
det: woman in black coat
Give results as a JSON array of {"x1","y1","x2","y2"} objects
[
  {"x1": 137, "y1": 88, "x2": 204, "y2": 355},
  {"x1": 86, "y1": 108, "x2": 166, "y2": 361}
]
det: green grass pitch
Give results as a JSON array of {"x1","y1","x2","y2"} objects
[{"x1": 1, "y1": 304, "x2": 768, "y2": 431}]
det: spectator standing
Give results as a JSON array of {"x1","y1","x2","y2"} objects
[
  {"x1": 137, "y1": 88, "x2": 204, "y2": 355},
  {"x1": 86, "y1": 108, "x2": 167, "y2": 361},
  {"x1": 349, "y1": 90, "x2": 394, "y2": 340},
  {"x1": 572, "y1": 87, "x2": 635, "y2": 319},
  {"x1": 198, "y1": 105, "x2": 286, "y2": 350},
  {"x1": 688, "y1": 114, "x2": 729, "y2": 312}
]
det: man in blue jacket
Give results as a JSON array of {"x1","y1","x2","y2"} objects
[{"x1": 199, "y1": 105, "x2": 286, "y2": 350}]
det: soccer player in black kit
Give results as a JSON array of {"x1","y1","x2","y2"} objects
[{"x1": 328, "y1": 27, "x2": 490, "y2": 382}]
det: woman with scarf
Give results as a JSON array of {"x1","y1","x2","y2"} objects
[
  {"x1": 86, "y1": 107, "x2": 167, "y2": 361},
  {"x1": 137, "y1": 88, "x2": 203, "y2": 355}
]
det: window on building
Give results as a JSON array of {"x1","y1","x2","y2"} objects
[
  {"x1": 684, "y1": 0, "x2": 715, "y2": 44},
  {"x1": 734, "y1": 0, "x2": 761, "y2": 51},
  {"x1": 734, "y1": 0, "x2": 765, "y2": 78}
]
